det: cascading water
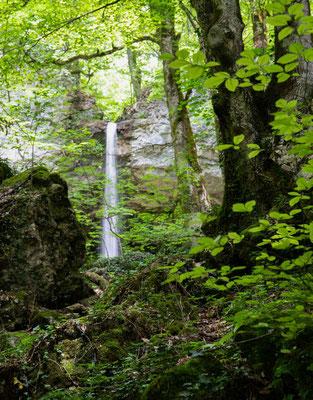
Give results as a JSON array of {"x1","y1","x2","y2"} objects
[{"x1": 100, "y1": 122, "x2": 120, "y2": 258}]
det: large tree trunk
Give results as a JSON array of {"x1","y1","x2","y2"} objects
[
  {"x1": 152, "y1": 0, "x2": 211, "y2": 213},
  {"x1": 190, "y1": 0, "x2": 313, "y2": 230}
]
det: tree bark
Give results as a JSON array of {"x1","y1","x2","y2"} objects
[
  {"x1": 190, "y1": 0, "x2": 313, "y2": 230},
  {"x1": 127, "y1": 48, "x2": 142, "y2": 102},
  {"x1": 150, "y1": 0, "x2": 210, "y2": 213},
  {"x1": 157, "y1": 6, "x2": 211, "y2": 213},
  {"x1": 251, "y1": 5, "x2": 267, "y2": 50}
]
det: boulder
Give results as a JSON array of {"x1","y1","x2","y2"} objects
[{"x1": 0, "y1": 166, "x2": 91, "y2": 308}]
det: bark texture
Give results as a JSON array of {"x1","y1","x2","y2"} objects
[
  {"x1": 153, "y1": 1, "x2": 211, "y2": 213},
  {"x1": 191, "y1": 0, "x2": 313, "y2": 229},
  {"x1": 252, "y1": 6, "x2": 267, "y2": 49},
  {"x1": 127, "y1": 48, "x2": 142, "y2": 102}
]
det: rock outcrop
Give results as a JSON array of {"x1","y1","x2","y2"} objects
[
  {"x1": 0, "y1": 166, "x2": 90, "y2": 308},
  {"x1": 117, "y1": 96, "x2": 223, "y2": 209}
]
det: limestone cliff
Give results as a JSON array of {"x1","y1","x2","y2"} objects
[{"x1": 117, "y1": 96, "x2": 223, "y2": 209}]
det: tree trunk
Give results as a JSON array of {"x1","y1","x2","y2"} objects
[
  {"x1": 251, "y1": 4, "x2": 267, "y2": 50},
  {"x1": 190, "y1": 0, "x2": 313, "y2": 230},
  {"x1": 151, "y1": 0, "x2": 211, "y2": 213},
  {"x1": 127, "y1": 47, "x2": 142, "y2": 102},
  {"x1": 159, "y1": 18, "x2": 211, "y2": 213}
]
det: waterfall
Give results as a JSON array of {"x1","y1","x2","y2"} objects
[{"x1": 100, "y1": 122, "x2": 120, "y2": 258}]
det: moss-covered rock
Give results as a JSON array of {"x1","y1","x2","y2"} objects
[
  {"x1": 0, "y1": 166, "x2": 91, "y2": 308},
  {"x1": 0, "y1": 159, "x2": 13, "y2": 185},
  {"x1": 31, "y1": 309, "x2": 64, "y2": 328},
  {"x1": 46, "y1": 338, "x2": 88, "y2": 387},
  {"x1": 140, "y1": 353, "x2": 223, "y2": 400},
  {"x1": 0, "y1": 290, "x2": 33, "y2": 330}
]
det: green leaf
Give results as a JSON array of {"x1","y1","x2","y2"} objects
[
  {"x1": 264, "y1": 64, "x2": 284, "y2": 73},
  {"x1": 245, "y1": 65, "x2": 261, "y2": 77},
  {"x1": 277, "y1": 72, "x2": 290, "y2": 82},
  {"x1": 189, "y1": 246, "x2": 204, "y2": 255},
  {"x1": 253, "y1": 84, "x2": 265, "y2": 91},
  {"x1": 240, "y1": 49, "x2": 255, "y2": 59},
  {"x1": 285, "y1": 62, "x2": 299, "y2": 72},
  {"x1": 278, "y1": 27, "x2": 293, "y2": 40},
  {"x1": 249, "y1": 150, "x2": 262, "y2": 158},
  {"x1": 187, "y1": 66, "x2": 203, "y2": 79},
  {"x1": 211, "y1": 247, "x2": 224, "y2": 256},
  {"x1": 302, "y1": 48, "x2": 313, "y2": 61},
  {"x1": 225, "y1": 78, "x2": 239, "y2": 92},
  {"x1": 269, "y1": 211, "x2": 292, "y2": 220},
  {"x1": 233, "y1": 200, "x2": 256, "y2": 212},
  {"x1": 203, "y1": 76, "x2": 226, "y2": 88},
  {"x1": 239, "y1": 82, "x2": 252, "y2": 87},
  {"x1": 236, "y1": 58, "x2": 253, "y2": 66},
  {"x1": 258, "y1": 55, "x2": 270, "y2": 65},
  {"x1": 160, "y1": 53, "x2": 174, "y2": 61},
  {"x1": 215, "y1": 71, "x2": 230, "y2": 78},
  {"x1": 288, "y1": 3, "x2": 303, "y2": 15},
  {"x1": 175, "y1": 49, "x2": 189, "y2": 60},
  {"x1": 289, "y1": 197, "x2": 300, "y2": 206},
  {"x1": 267, "y1": 2, "x2": 286, "y2": 14},
  {"x1": 236, "y1": 69, "x2": 246, "y2": 78},
  {"x1": 217, "y1": 144, "x2": 233, "y2": 151},
  {"x1": 276, "y1": 99, "x2": 287, "y2": 108},
  {"x1": 245, "y1": 200, "x2": 256, "y2": 212},
  {"x1": 289, "y1": 43, "x2": 304, "y2": 54},
  {"x1": 233, "y1": 203, "x2": 247, "y2": 212},
  {"x1": 297, "y1": 24, "x2": 306, "y2": 35},
  {"x1": 192, "y1": 51, "x2": 205, "y2": 64},
  {"x1": 228, "y1": 232, "x2": 243, "y2": 241},
  {"x1": 267, "y1": 15, "x2": 291, "y2": 26},
  {"x1": 205, "y1": 61, "x2": 220, "y2": 67},
  {"x1": 169, "y1": 59, "x2": 189, "y2": 68},
  {"x1": 277, "y1": 53, "x2": 299, "y2": 64},
  {"x1": 233, "y1": 134, "x2": 244, "y2": 145},
  {"x1": 247, "y1": 143, "x2": 260, "y2": 149}
]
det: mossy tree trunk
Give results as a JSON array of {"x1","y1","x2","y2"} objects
[
  {"x1": 127, "y1": 47, "x2": 142, "y2": 102},
  {"x1": 191, "y1": 0, "x2": 313, "y2": 230},
  {"x1": 152, "y1": 0, "x2": 211, "y2": 213}
]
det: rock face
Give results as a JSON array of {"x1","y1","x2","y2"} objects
[
  {"x1": 64, "y1": 90, "x2": 107, "y2": 143},
  {"x1": 0, "y1": 167, "x2": 90, "y2": 308},
  {"x1": 117, "y1": 97, "x2": 223, "y2": 209}
]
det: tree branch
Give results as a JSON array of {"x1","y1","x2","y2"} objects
[
  {"x1": 52, "y1": 36, "x2": 158, "y2": 66},
  {"x1": 179, "y1": 0, "x2": 199, "y2": 33},
  {"x1": 4, "y1": 0, "x2": 123, "y2": 53}
]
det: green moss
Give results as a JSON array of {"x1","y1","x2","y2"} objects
[
  {"x1": 31, "y1": 309, "x2": 63, "y2": 327},
  {"x1": 140, "y1": 354, "x2": 222, "y2": 400},
  {"x1": 1, "y1": 166, "x2": 51, "y2": 188},
  {"x1": 96, "y1": 328, "x2": 128, "y2": 362},
  {"x1": 98, "y1": 328, "x2": 126, "y2": 343},
  {"x1": 97, "y1": 338, "x2": 126, "y2": 362},
  {"x1": 167, "y1": 321, "x2": 185, "y2": 335},
  {"x1": 0, "y1": 331, "x2": 37, "y2": 362}
]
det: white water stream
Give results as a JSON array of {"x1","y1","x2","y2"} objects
[{"x1": 100, "y1": 122, "x2": 120, "y2": 258}]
